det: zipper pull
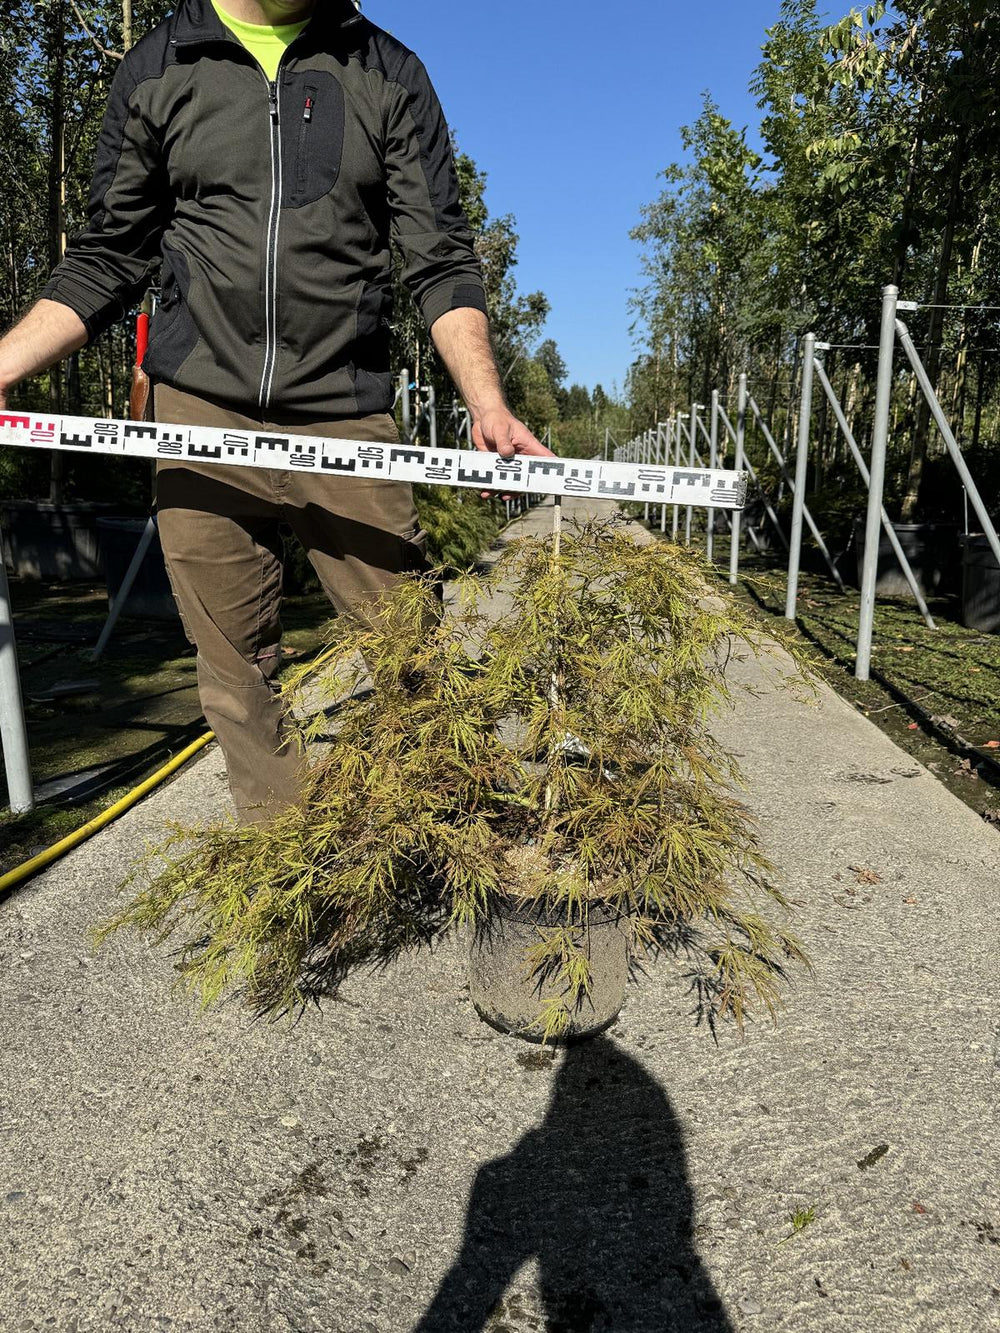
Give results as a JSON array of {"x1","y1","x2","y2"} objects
[
  {"x1": 268, "y1": 80, "x2": 278, "y2": 121},
  {"x1": 303, "y1": 96, "x2": 314, "y2": 122}
]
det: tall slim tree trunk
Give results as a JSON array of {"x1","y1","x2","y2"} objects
[
  {"x1": 47, "y1": 0, "x2": 67, "y2": 503},
  {"x1": 764, "y1": 328, "x2": 783, "y2": 431},
  {"x1": 844, "y1": 362, "x2": 860, "y2": 445},
  {"x1": 892, "y1": 104, "x2": 925, "y2": 292},
  {"x1": 900, "y1": 132, "x2": 966, "y2": 521},
  {"x1": 950, "y1": 236, "x2": 982, "y2": 439},
  {"x1": 971, "y1": 351, "x2": 988, "y2": 449},
  {"x1": 814, "y1": 375, "x2": 829, "y2": 493}
]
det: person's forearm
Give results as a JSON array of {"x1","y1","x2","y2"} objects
[
  {"x1": 430, "y1": 307, "x2": 506, "y2": 418},
  {"x1": 0, "y1": 299, "x2": 88, "y2": 401},
  {"x1": 429, "y1": 305, "x2": 553, "y2": 460}
]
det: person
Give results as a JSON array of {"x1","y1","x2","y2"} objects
[{"x1": 0, "y1": 0, "x2": 553, "y2": 822}]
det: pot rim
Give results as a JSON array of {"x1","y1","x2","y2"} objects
[{"x1": 486, "y1": 892, "x2": 630, "y2": 928}]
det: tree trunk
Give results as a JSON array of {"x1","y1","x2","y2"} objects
[
  {"x1": 814, "y1": 372, "x2": 829, "y2": 493},
  {"x1": 844, "y1": 362, "x2": 861, "y2": 447},
  {"x1": 764, "y1": 328, "x2": 783, "y2": 431},
  {"x1": 951, "y1": 236, "x2": 983, "y2": 440},
  {"x1": 972, "y1": 352, "x2": 987, "y2": 450},
  {"x1": 47, "y1": 0, "x2": 67, "y2": 503},
  {"x1": 123, "y1": 0, "x2": 133, "y2": 51},
  {"x1": 892, "y1": 104, "x2": 925, "y2": 292},
  {"x1": 900, "y1": 132, "x2": 966, "y2": 522}
]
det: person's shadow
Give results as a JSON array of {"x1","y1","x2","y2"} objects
[{"x1": 413, "y1": 1035, "x2": 733, "y2": 1332}]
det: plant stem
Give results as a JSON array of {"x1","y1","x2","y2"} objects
[{"x1": 544, "y1": 497, "x2": 563, "y2": 820}]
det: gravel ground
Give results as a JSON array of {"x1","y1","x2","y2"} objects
[{"x1": 1, "y1": 499, "x2": 998, "y2": 1333}]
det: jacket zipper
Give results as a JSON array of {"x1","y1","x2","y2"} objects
[
  {"x1": 170, "y1": 27, "x2": 313, "y2": 415},
  {"x1": 258, "y1": 73, "x2": 283, "y2": 413},
  {"x1": 296, "y1": 94, "x2": 315, "y2": 197}
]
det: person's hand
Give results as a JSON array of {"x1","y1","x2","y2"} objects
[{"x1": 472, "y1": 408, "x2": 556, "y2": 460}]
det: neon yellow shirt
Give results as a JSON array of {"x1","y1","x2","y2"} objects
[{"x1": 211, "y1": 1, "x2": 309, "y2": 81}]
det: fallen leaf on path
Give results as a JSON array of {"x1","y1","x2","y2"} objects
[
  {"x1": 908, "y1": 722, "x2": 919, "y2": 730},
  {"x1": 984, "y1": 741, "x2": 1000, "y2": 749},
  {"x1": 851, "y1": 866, "x2": 882, "y2": 885},
  {"x1": 902, "y1": 896, "x2": 918, "y2": 904}
]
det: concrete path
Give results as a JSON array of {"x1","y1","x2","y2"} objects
[{"x1": 1, "y1": 500, "x2": 998, "y2": 1333}]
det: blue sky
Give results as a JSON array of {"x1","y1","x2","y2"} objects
[{"x1": 370, "y1": 0, "x2": 794, "y2": 394}]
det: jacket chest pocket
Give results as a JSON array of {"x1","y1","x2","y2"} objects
[{"x1": 282, "y1": 72, "x2": 346, "y2": 209}]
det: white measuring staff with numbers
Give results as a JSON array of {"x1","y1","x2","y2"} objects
[{"x1": 0, "y1": 411, "x2": 748, "y2": 509}]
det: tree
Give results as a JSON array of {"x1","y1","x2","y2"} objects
[
  {"x1": 628, "y1": 0, "x2": 1000, "y2": 522},
  {"x1": 535, "y1": 339, "x2": 568, "y2": 392}
]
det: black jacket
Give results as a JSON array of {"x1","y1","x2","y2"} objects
[{"x1": 42, "y1": 0, "x2": 487, "y2": 422}]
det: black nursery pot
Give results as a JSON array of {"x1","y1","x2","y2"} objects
[
  {"x1": 97, "y1": 518, "x2": 180, "y2": 622},
  {"x1": 852, "y1": 519, "x2": 959, "y2": 599},
  {"x1": 468, "y1": 896, "x2": 630, "y2": 1044},
  {"x1": 1, "y1": 500, "x2": 120, "y2": 581},
  {"x1": 960, "y1": 533, "x2": 1000, "y2": 633}
]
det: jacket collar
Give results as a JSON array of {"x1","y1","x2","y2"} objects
[{"x1": 172, "y1": 0, "x2": 362, "y2": 48}]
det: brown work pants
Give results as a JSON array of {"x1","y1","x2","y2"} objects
[{"x1": 154, "y1": 382, "x2": 428, "y2": 823}]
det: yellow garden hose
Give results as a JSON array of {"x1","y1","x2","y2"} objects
[{"x1": 0, "y1": 731, "x2": 215, "y2": 895}]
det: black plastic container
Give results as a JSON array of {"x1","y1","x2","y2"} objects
[
  {"x1": 97, "y1": 518, "x2": 179, "y2": 621},
  {"x1": 853, "y1": 520, "x2": 959, "y2": 599},
  {"x1": 1, "y1": 500, "x2": 118, "y2": 581},
  {"x1": 960, "y1": 533, "x2": 1000, "y2": 633}
]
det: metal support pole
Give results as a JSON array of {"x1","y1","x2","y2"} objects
[
  {"x1": 896, "y1": 319, "x2": 1000, "y2": 574},
  {"x1": 785, "y1": 334, "x2": 815, "y2": 619},
  {"x1": 857, "y1": 285, "x2": 899, "y2": 682},
  {"x1": 643, "y1": 429, "x2": 651, "y2": 523},
  {"x1": 685, "y1": 404, "x2": 699, "y2": 545},
  {"x1": 428, "y1": 383, "x2": 437, "y2": 450},
  {"x1": 658, "y1": 421, "x2": 669, "y2": 533},
  {"x1": 814, "y1": 356, "x2": 936, "y2": 630},
  {"x1": 91, "y1": 516, "x2": 158, "y2": 660},
  {"x1": 0, "y1": 538, "x2": 33, "y2": 813},
  {"x1": 729, "y1": 375, "x2": 747, "y2": 585},
  {"x1": 400, "y1": 369, "x2": 411, "y2": 442},
  {"x1": 672, "y1": 412, "x2": 685, "y2": 540},
  {"x1": 707, "y1": 391, "x2": 719, "y2": 562}
]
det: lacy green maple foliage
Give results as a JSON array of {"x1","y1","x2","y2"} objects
[{"x1": 98, "y1": 518, "x2": 812, "y2": 1035}]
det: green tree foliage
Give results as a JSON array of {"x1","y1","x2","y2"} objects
[
  {"x1": 1, "y1": 2, "x2": 174, "y2": 503},
  {"x1": 534, "y1": 338, "x2": 568, "y2": 392},
  {"x1": 629, "y1": 0, "x2": 1000, "y2": 521}
]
